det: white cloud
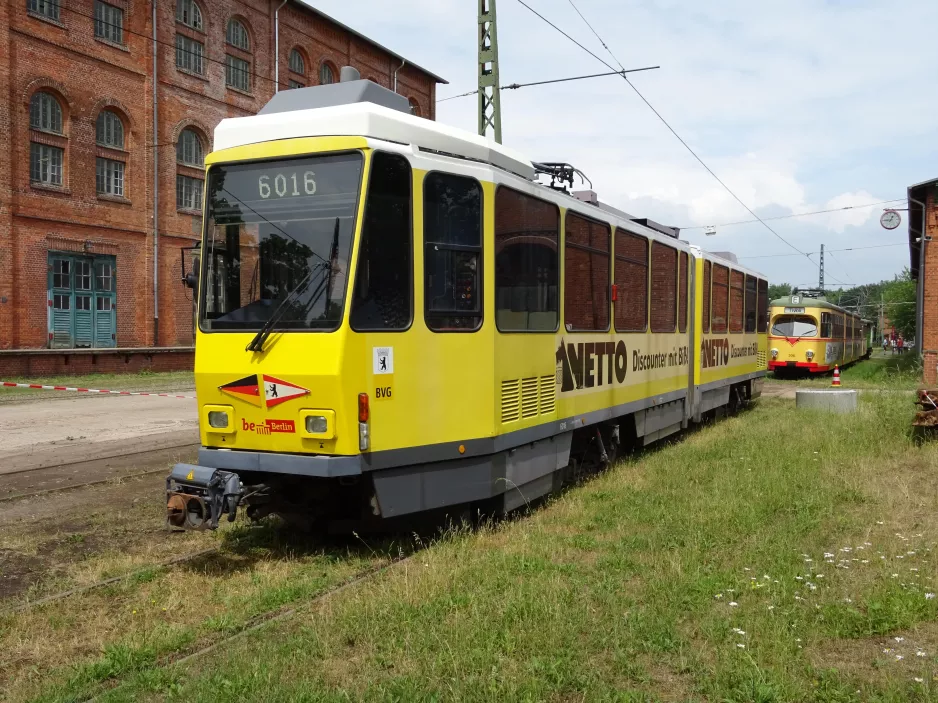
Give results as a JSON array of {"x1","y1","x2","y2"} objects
[{"x1": 818, "y1": 192, "x2": 882, "y2": 234}]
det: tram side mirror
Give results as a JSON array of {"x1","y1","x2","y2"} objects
[{"x1": 181, "y1": 248, "x2": 200, "y2": 289}]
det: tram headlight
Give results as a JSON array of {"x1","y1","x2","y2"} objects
[
  {"x1": 305, "y1": 415, "x2": 328, "y2": 434},
  {"x1": 771, "y1": 348, "x2": 779, "y2": 359},
  {"x1": 805, "y1": 350, "x2": 815, "y2": 360},
  {"x1": 208, "y1": 411, "x2": 229, "y2": 429}
]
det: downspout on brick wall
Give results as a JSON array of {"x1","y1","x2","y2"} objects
[
  {"x1": 274, "y1": 0, "x2": 288, "y2": 93},
  {"x1": 911, "y1": 195, "x2": 927, "y2": 361},
  {"x1": 152, "y1": 0, "x2": 160, "y2": 345}
]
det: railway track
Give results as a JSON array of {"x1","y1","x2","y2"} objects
[
  {"x1": 2, "y1": 547, "x2": 220, "y2": 616},
  {"x1": 0, "y1": 441, "x2": 198, "y2": 504},
  {"x1": 0, "y1": 441, "x2": 197, "y2": 479},
  {"x1": 78, "y1": 552, "x2": 413, "y2": 703},
  {"x1": 0, "y1": 467, "x2": 171, "y2": 504}
]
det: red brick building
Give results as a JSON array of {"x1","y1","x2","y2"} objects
[
  {"x1": 0, "y1": 0, "x2": 445, "y2": 354},
  {"x1": 909, "y1": 178, "x2": 938, "y2": 383}
]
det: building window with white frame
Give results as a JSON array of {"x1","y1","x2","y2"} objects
[
  {"x1": 225, "y1": 55, "x2": 251, "y2": 92},
  {"x1": 177, "y1": 175, "x2": 203, "y2": 211},
  {"x1": 96, "y1": 158, "x2": 124, "y2": 197},
  {"x1": 94, "y1": 1, "x2": 124, "y2": 44},
  {"x1": 95, "y1": 110, "x2": 124, "y2": 149},
  {"x1": 28, "y1": 0, "x2": 60, "y2": 21},
  {"x1": 176, "y1": 0, "x2": 202, "y2": 30},
  {"x1": 176, "y1": 34, "x2": 205, "y2": 75},
  {"x1": 226, "y1": 19, "x2": 250, "y2": 51},
  {"x1": 30, "y1": 92, "x2": 63, "y2": 134},
  {"x1": 289, "y1": 49, "x2": 305, "y2": 75},
  {"x1": 177, "y1": 129, "x2": 204, "y2": 167},
  {"x1": 31, "y1": 143, "x2": 64, "y2": 186}
]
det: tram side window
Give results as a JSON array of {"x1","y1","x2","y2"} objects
[
  {"x1": 729, "y1": 270, "x2": 744, "y2": 333},
  {"x1": 564, "y1": 212, "x2": 610, "y2": 331},
  {"x1": 744, "y1": 275, "x2": 757, "y2": 333},
  {"x1": 350, "y1": 152, "x2": 412, "y2": 331},
  {"x1": 614, "y1": 229, "x2": 648, "y2": 332},
  {"x1": 832, "y1": 314, "x2": 844, "y2": 339},
  {"x1": 757, "y1": 278, "x2": 768, "y2": 333},
  {"x1": 650, "y1": 242, "x2": 677, "y2": 333},
  {"x1": 820, "y1": 312, "x2": 832, "y2": 338},
  {"x1": 424, "y1": 172, "x2": 483, "y2": 331},
  {"x1": 678, "y1": 251, "x2": 689, "y2": 333},
  {"x1": 495, "y1": 187, "x2": 560, "y2": 332},
  {"x1": 701, "y1": 260, "x2": 711, "y2": 334},
  {"x1": 711, "y1": 264, "x2": 728, "y2": 333}
]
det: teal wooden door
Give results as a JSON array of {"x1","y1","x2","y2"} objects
[
  {"x1": 93, "y1": 258, "x2": 116, "y2": 347},
  {"x1": 48, "y1": 256, "x2": 73, "y2": 348},
  {"x1": 47, "y1": 254, "x2": 117, "y2": 348},
  {"x1": 74, "y1": 259, "x2": 94, "y2": 347}
]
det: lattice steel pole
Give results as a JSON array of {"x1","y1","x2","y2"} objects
[
  {"x1": 478, "y1": 0, "x2": 502, "y2": 143},
  {"x1": 819, "y1": 243, "x2": 825, "y2": 291}
]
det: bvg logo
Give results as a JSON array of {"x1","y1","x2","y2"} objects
[{"x1": 701, "y1": 338, "x2": 730, "y2": 368}]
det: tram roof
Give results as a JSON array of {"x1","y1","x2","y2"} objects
[
  {"x1": 769, "y1": 296, "x2": 862, "y2": 316},
  {"x1": 214, "y1": 101, "x2": 537, "y2": 180}
]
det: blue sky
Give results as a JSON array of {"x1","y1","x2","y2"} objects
[{"x1": 309, "y1": 0, "x2": 938, "y2": 288}]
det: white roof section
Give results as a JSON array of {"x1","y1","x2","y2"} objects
[{"x1": 213, "y1": 102, "x2": 536, "y2": 180}]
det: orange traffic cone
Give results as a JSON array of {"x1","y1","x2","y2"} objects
[{"x1": 832, "y1": 365, "x2": 841, "y2": 387}]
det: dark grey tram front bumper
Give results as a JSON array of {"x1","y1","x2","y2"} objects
[
  {"x1": 166, "y1": 464, "x2": 242, "y2": 530},
  {"x1": 166, "y1": 448, "x2": 362, "y2": 530}
]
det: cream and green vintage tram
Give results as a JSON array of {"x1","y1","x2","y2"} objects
[{"x1": 768, "y1": 292, "x2": 869, "y2": 375}]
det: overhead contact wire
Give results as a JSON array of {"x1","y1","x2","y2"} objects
[{"x1": 516, "y1": 0, "x2": 840, "y2": 280}]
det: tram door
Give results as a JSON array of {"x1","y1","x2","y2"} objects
[{"x1": 48, "y1": 253, "x2": 117, "y2": 349}]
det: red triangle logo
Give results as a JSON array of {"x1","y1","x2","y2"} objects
[
  {"x1": 219, "y1": 375, "x2": 263, "y2": 407},
  {"x1": 262, "y1": 375, "x2": 309, "y2": 408}
]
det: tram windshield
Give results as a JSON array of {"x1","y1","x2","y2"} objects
[
  {"x1": 771, "y1": 315, "x2": 817, "y2": 338},
  {"x1": 199, "y1": 152, "x2": 364, "y2": 332}
]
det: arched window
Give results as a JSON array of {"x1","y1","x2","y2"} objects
[
  {"x1": 96, "y1": 110, "x2": 124, "y2": 148},
  {"x1": 289, "y1": 49, "x2": 305, "y2": 75},
  {"x1": 319, "y1": 62, "x2": 335, "y2": 85},
  {"x1": 226, "y1": 18, "x2": 249, "y2": 50},
  {"x1": 408, "y1": 98, "x2": 421, "y2": 117},
  {"x1": 30, "y1": 91, "x2": 63, "y2": 133},
  {"x1": 176, "y1": 0, "x2": 202, "y2": 30},
  {"x1": 176, "y1": 128, "x2": 203, "y2": 167},
  {"x1": 29, "y1": 91, "x2": 65, "y2": 187}
]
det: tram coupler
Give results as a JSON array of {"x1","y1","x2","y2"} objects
[{"x1": 166, "y1": 463, "x2": 242, "y2": 531}]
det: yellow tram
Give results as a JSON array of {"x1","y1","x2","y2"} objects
[
  {"x1": 167, "y1": 69, "x2": 769, "y2": 531},
  {"x1": 768, "y1": 292, "x2": 871, "y2": 375}
]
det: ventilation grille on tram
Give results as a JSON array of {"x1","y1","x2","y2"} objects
[
  {"x1": 501, "y1": 380, "x2": 521, "y2": 423},
  {"x1": 539, "y1": 375, "x2": 555, "y2": 415},
  {"x1": 501, "y1": 375, "x2": 557, "y2": 424},
  {"x1": 757, "y1": 351, "x2": 767, "y2": 368}
]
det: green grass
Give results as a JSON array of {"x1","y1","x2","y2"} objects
[
  {"x1": 770, "y1": 352, "x2": 922, "y2": 391},
  {"x1": 0, "y1": 521, "x2": 409, "y2": 703},
  {"x1": 0, "y1": 370, "x2": 194, "y2": 402},
  {"x1": 60, "y1": 388, "x2": 938, "y2": 702}
]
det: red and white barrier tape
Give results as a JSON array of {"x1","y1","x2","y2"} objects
[{"x1": 0, "y1": 382, "x2": 195, "y2": 399}]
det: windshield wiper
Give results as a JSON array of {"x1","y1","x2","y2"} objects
[{"x1": 245, "y1": 218, "x2": 339, "y2": 353}]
